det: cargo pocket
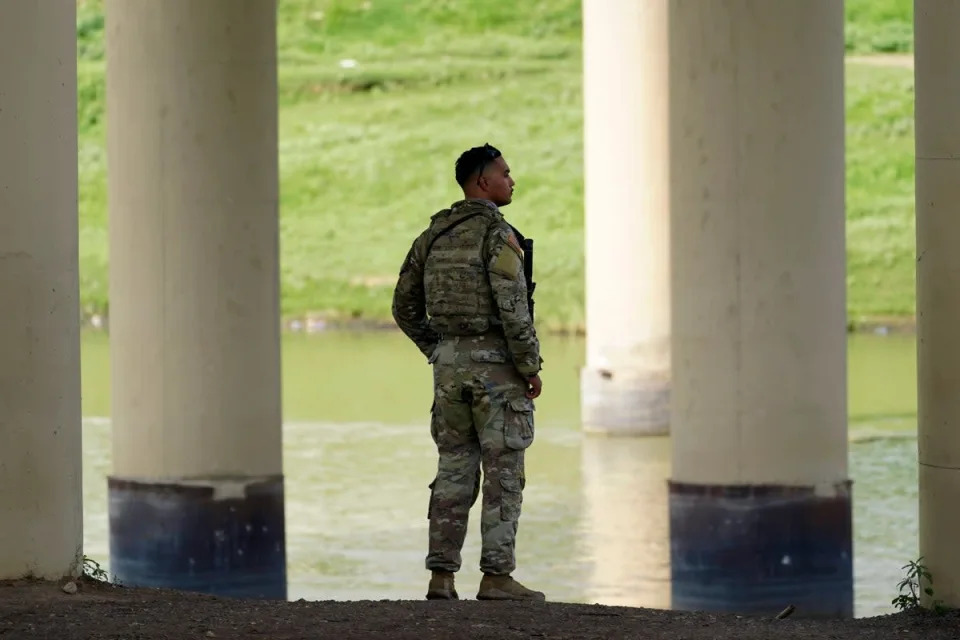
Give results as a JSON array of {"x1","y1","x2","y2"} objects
[
  {"x1": 503, "y1": 397, "x2": 535, "y2": 450},
  {"x1": 499, "y1": 476, "x2": 523, "y2": 521}
]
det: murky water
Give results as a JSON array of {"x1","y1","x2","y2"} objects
[{"x1": 78, "y1": 330, "x2": 919, "y2": 618}]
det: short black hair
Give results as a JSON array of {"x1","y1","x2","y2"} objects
[{"x1": 454, "y1": 143, "x2": 502, "y2": 186}]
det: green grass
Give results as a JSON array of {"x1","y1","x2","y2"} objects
[
  {"x1": 846, "y1": 63, "x2": 916, "y2": 322},
  {"x1": 845, "y1": 0, "x2": 913, "y2": 53},
  {"x1": 74, "y1": 0, "x2": 917, "y2": 332}
]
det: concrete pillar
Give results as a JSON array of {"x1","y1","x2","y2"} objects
[
  {"x1": 668, "y1": 1, "x2": 852, "y2": 617},
  {"x1": 0, "y1": 0, "x2": 82, "y2": 581},
  {"x1": 915, "y1": 0, "x2": 960, "y2": 609},
  {"x1": 106, "y1": 0, "x2": 285, "y2": 598},
  {"x1": 580, "y1": 0, "x2": 671, "y2": 435}
]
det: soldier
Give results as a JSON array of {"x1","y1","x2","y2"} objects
[{"x1": 392, "y1": 143, "x2": 545, "y2": 602}]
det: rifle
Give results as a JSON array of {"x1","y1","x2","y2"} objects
[{"x1": 509, "y1": 224, "x2": 536, "y2": 323}]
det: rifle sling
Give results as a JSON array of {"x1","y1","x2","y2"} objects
[{"x1": 424, "y1": 212, "x2": 484, "y2": 258}]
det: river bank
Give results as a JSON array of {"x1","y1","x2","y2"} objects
[
  {"x1": 1, "y1": 577, "x2": 954, "y2": 640},
  {"x1": 78, "y1": 311, "x2": 919, "y2": 337}
]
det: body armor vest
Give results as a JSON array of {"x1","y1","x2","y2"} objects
[{"x1": 423, "y1": 205, "x2": 500, "y2": 336}]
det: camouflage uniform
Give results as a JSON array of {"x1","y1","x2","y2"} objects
[{"x1": 392, "y1": 198, "x2": 541, "y2": 577}]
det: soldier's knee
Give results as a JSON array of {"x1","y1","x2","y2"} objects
[{"x1": 434, "y1": 468, "x2": 481, "y2": 502}]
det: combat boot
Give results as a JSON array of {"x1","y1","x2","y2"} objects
[
  {"x1": 476, "y1": 574, "x2": 546, "y2": 601},
  {"x1": 426, "y1": 570, "x2": 459, "y2": 600}
]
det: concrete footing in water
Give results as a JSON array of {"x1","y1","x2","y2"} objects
[
  {"x1": 580, "y1": 368, "x2": 671, "y2": 436},
  {"x1": 668, "y1": 481, "x2": 853, "y2": 618},
  {"x1": 108, "y1": 476, "x2": 287, "y2": 599}
]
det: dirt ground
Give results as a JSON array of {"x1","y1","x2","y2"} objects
[{"x1": 1, "y1": 577, "x2": 957, "y2": 640}]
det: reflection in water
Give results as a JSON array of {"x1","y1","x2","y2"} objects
[
  {"x1": 851, "y1": 435, "x2": 919, "y2": 617},
  {"x1": 79, "y1": 330, "x2": 920, "y2": 617},
  {"x1": 81, "y1": 417, "x2": 112, "y2": 568},
  {"x1": 580, "y1": 435, "x2": 671, "y2": 609},
  {"x1": 282, "y1": 420, "x2": 438, "y2": 601}
]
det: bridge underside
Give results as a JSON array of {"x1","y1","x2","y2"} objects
[{"x1": 0, "y1": 0, "x2": 956, "y2": 615}]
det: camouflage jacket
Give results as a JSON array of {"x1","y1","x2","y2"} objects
[{"x1": 392, "y1": 199, "x2": 541, "y2": 378}]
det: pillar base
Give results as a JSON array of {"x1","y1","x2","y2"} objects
[
  {"x1": 668, "y1": 480, "x2": 853, "y2": 618},
  {"x1": 108, "y1": 475, "x2": 287, "y2": 599},
  {"x1": 919, "y1": 463, "x2": 960, "y2": 607},
  {"x1": 580, "y1": 367, "x2": 670, "y2": 435}
]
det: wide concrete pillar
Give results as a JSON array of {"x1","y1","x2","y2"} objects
[
  {"x1": 106, "y1": 0, "x2": 285, "y2": 598},
  {"x1": 915, "y1": 0, "x2": 960, "y2": 609},
  {"x1": 0, "y1": 0, "x2": 82, "y2": 581},
  {"x1": 581, "y1": 0, "x2": 671, "y2": 435},
  {"x1": 668, "y1": 1, "x2": 852, "y2": 617}
]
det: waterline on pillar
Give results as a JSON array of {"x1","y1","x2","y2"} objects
[
  {"x1": 108, "y1": 475, "x2": 287, "y2": 599},
  {"x1": 668, "y1": 480, "x2": 853, "y2": 618},
  {"x1": 580, "y1": 367, "x2": 670, "y2": 436}
]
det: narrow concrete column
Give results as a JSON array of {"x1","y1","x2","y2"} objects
[
  {"x1": 0, "y1": 0, "x2": 82, "y2": 581},
  {"x1": 668, "y1": 1, "x2": 851, "y2": 617},
  {"x1": 915, "y1": 0, "x2": 960, "y2": 609},
  {"x1": 106, "y1": 0, "x2": 285, "y2": 598},
  {"x1": 581, "y1": 0, "x2": 671, "y2": 435}
]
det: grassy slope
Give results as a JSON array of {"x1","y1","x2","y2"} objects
[
  {"x1": 846, "y1": 63, "x2": 915, "y2": 321},
  {"x1": 75, "y1": 0, "x2": 916, "y2": 331},
  {"x1": 845, "y1": 0, "x2": 913, "y2": 53}
]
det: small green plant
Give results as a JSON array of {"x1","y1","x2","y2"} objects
[
  {"x1": 82, "y1": 555, "x2": 108, "y2": 582},
  {"x1": 892, "y1": 556, "x2": 947, "y2": 615}
]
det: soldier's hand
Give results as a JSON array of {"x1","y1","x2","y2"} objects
[{"x1": 525, "y1": 374, "x2": 542, "y2": 399}]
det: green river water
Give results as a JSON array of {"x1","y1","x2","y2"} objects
[{"x1": 78, "y1": 330, "x2": 918, "y2": 618}]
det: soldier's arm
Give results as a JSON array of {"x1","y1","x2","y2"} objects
[
  {"x1": 485, "y1": 224, "x2": 542, "y2": 378},
  {"x1": 392, "y1": 233, "x2": 440, "y2": 359}
]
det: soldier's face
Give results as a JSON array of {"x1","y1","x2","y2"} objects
[{"x1": 478, "y1": 156, "x2": 515, "y2": 207}]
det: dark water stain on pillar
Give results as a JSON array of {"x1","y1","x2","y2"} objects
[
  {"x1": 108, "y1": 475, "x2": 286, "y2": 600},
  {"x1": 668, "y1": 480, "x2": 853, "y2": 618}
]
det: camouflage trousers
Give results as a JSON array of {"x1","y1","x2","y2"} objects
[{"x1": 424, "y1": 334, "x2": 535, "y2": 576}]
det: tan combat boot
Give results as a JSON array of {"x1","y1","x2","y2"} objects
[
  {"x1": 426, "y1": 570, "x2": 458, "y2": 600},
  {"x1": 476, "y1": 574, "x2": 546, "y2": 601}
]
